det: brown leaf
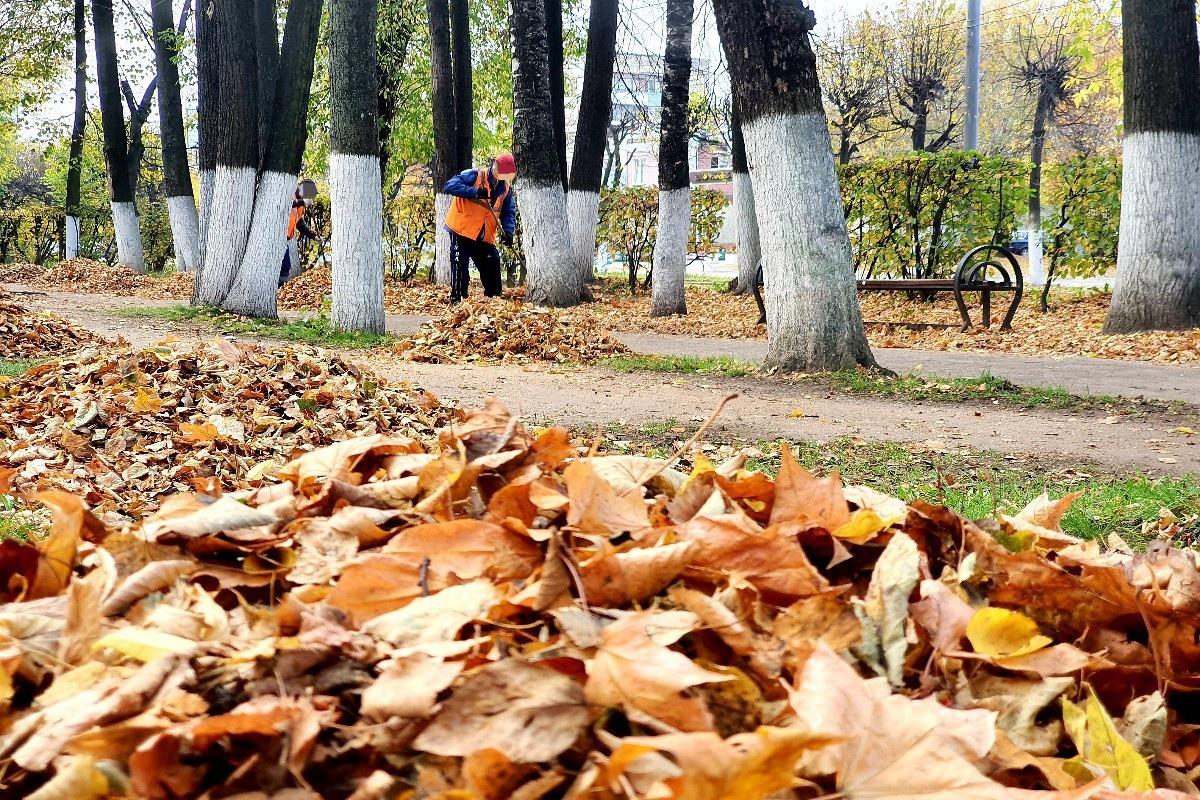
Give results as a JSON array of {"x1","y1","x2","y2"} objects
[
  {"x1": 361, "y1": 580, "x2": 502, "y2": 648},
  {"x1": 579, "y1": 541, "x2": 697, "y2": 607},
  {"x1": 381, "y1": 519, "x2": 542, "y2": 585},
  {"x1": 773, "y1": 593, "x2": 862, "y2": 652},
  {"x1": 564, "y1": 460, "x2": 650, "y2": 536},
  {"x1": 910, "y1": 578, "x2": 975, "y2": 651},
  {"x1": 414, "y1": 659, "x2": 590, "y2": 762},
  {"x1": 360, "y1": 654, "x2": 465, "y2": 720},
  {"x1": 769, "y1": 446, "x2": 850, "y2": 529}
]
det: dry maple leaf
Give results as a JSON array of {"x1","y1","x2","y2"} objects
[
  {"x1": 585, "y1": 609, "x2": 732, "y2": 732},
  {"x1": 770, "y1": 445, "x2": 850, "y2": 530},
  {"x1": 579, "y1": 541, "x2": 698, "y2": 607},
  {"x1": 360, "y1": 654, "x2": 465, "y2": 720},
  {"x1": 414, "y1": 659, "x2": 591, "y2": 763},
  {"x1": 565, "y1": 460, "x2": 651, "y2": 536}
]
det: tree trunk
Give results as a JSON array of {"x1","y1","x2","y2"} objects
[
  {"x1": 428, "y1": 0, "x2": 456, "y2": 286},
  {"x1": 122, "y1": 77, "x2": 158, "y2": 200},
  {"x1": 330, "y1": 0, "x2": 385, "y2": 333},
  {"x1": 153, "y1": 0, "x2": 200, "y2": 273},
  {"x1": 91, "y1": 0, "x2": 144, "y2": 272},
  {"x1": 221, "y1": 0, "x2": 324, "y2": 316},
  {"x1": 912, "y1": 106, "x2": 927, "y2": 151},
  {"x1": 65, "y1": 0, "x2": 87, "y2": 260},
  {"x1": 545, "y1": 0, "x2": 568, "y2": 190},
  {"x1": 1105, "y1": 0, "x2": 1200, "y2": 333},
  {"x1": 649, "y1": 0, "x2": 692, "y2": 317},
  {"x1": 255, "y1": 0, "x2": 280, "y2": 168},
  {"x1": 730, "y1": 106, "x2": 761, "y2": 296},
  {"x1": 450, "y1": 0, "x2": 472, "y2": 169},
  {"x1": 511, "y1": 0, "x2": 580, "y2": 306},
  {"x1": 194, "y1": 0, "x2": 258, "y2": 304},
  {"x1": 1025, "y1": 85, "x2": 1052, "y2": 288},
  {"x1": 195, "y1": 0, "x2": 220, "y2": 275},
  {"x1": 567, "y1": 0, "x2": 617, "y2": 283},
  {"x1": 712, "y1": 0, "x2": 876, "y2": 372}
]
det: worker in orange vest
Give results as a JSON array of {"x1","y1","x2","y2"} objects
[
  {"x1": 280, "y1": 179, "x2": 321, "y2": 286},
  {"x1": 442, "y1": 153, "x2": 518, "y2": 303}
]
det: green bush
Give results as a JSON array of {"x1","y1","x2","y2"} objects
[
  {"x1": 1042, "y1": 154, "x2": 1120, "y2": 304},
  {"x1": 384, "y1": 192, "x2": 434, "y2": 281},
  {"x1": 0, "y1": 200, "x2": 173, "y2": 271},
  {"x1": 839, "y1": 151, "x2": 1030, "y2": 280}
]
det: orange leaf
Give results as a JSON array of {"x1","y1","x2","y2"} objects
[{"x1": 770, "y1": 446, "x2": 850, "y2": 529}]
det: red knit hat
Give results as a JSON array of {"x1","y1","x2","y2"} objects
[{"x1": 493, "y1": 153, "x2": 517, "y2": 174}]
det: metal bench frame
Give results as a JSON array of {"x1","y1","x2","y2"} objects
[{"x1": 752, "y1": 244, "x2": 1023, "y2": 331}]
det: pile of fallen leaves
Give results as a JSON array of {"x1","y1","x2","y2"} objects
[
  {"x1": 279, "y1": 266, "x2": 470, "y2": 316},
  {"x1": 29, "y1": 259, "x2": 193, "y2": 301},
  {"x1": 2, "y1": 397, "x2": 1199, "y2": 799},
  {"x1": 133, "y1": 270, "x2": 196, "y2": 301},
  {"x1": 0, "y1": 339, "x2": 454, "y2": 522},
  {"x1": 0, "y1": 295, "x2": 109, "y2": 359},
  {"x1": 394, "y1": 298, "x2": 630, "y2": 364},
  {"x1": 0, "y1": 262, "x2": 45, "y2": 283}
]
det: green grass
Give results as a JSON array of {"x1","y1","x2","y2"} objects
[
  {"x1": 598, "y1": 354, "x2": 1178, "y2": 415},
  {"x1": 580, "y1": 423, "x2": 1200, "y2": 546},
  {"x1": 112, "y1": 305, "x2": 395, "y2": 349},
  {"x1": 0, "y1": 358, "x2": 42, "y2": 378},
  {"x1": 0, "y1": 496, "x2": 44, "y2": 542},
  {"x1": 601, "y1": 354, "x2": 757, "y2": 378}
]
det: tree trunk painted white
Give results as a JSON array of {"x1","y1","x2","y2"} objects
[
  {"x1": 111, "y1": 201, "x2": 145, "y2": 272},
  {"x1": 221, "y1": 170, "x2": 296, "y2": 316},
  {"x1": 1108, "y1": 131, "x2": 1200, "y2": 332},
  {"x1": 650, "y1": 187, "x2": 689, "y2": 316},
  {"x1": 1026, "y1": 226, "x2": 1045, "y2": 286},
  {"x1": 521, "y1": 183, "x2": 578, "y2": 307},
  {"x1": 733, "y1": 171, "x2": 761, "y2": 295},
  {"x1": 434, "y1": 191, "x2": 453, "y2": 285},
  {"x1": 744, "y1": 112, "x2": 874, "y2": 372},
  {"x1": 285, "y1": 238, "x2": 302, "y2": 281},
  {"x1": 167, "y1": 195, "x2": 200, "y2": 272},
  {"x1": 331, "y1": 153, "x2": 386, "y2": 333},
  {"x1": 65, "y1": 216, "x2": 81, "y2": 260},
  {"x1": 567, "y1": 189, "x2": 600, "y2": 281},
  {"x1": 198, "y1": 168, "x2": 215, "y2": 265},
  {"x1": 196, "y1": 165, "x2": 257, "y2": 305}
]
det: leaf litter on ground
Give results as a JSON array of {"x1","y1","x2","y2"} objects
[
  {"x1": 0, "y1": 289, "x2": 109, "y2": 360},
  {"x1": 1, "y1": 385, "x2": 1200, "y2": 798}
]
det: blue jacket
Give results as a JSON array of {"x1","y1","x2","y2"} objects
[{"x1": 443, "y1": 168, "x2": 517, "y2": 238}]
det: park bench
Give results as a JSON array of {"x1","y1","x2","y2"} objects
[{"x1": 752, "y1": 244, "x2": 1024, "y2": 332}]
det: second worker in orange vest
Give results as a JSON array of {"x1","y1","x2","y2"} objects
[{"x1": 442, "y1": 153, "x2": 518, "y2": 303}]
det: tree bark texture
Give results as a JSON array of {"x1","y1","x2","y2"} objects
[
  {"x1": 195, "y1": 0, "x2": 258, "y2": 304},
  {"x1": 154, "y1": 0, "x2": 200, "y2": 272},
  {"x1": 222, "y1": 0, "x2": 324, "y2": 316},
  {"x1": 511, "y1": 0, "x2": 580, "y2": 306},
  {"x1": 195, "y1": 0, "x2": 220, "y2": 271},
  {"x1": 428, "y1": 0, "x2": 456, "y2": 286},
  {"x1": 450, "y1": 0, "x2": 472, "y2": 169},
  {"x1": 712, "y1": 0, "x2": 876, "y2": 372},
  {"x1": 566, "y1": 0, "x2": 618, "y2": 280},
  {"x1": 66, "y1": 0, "x2": 87, "y2": 259},
  {"x1": 1025, "y1": 85, "x2": 1052, "y2": 287},
  {"x1": 255, "y1": 0, "x2": 279, "y2": 167},
  {"x1": 330, "y1": 0, "x2": 386, "y2": 333},
  {"x1": 1105, "y1": 0, "x2": 1200, "y2": 333},
  {"x1": 91, "y1": 0, "x2": 144, "y2": 271},
  {"x1": 649, "y1": 0, "x2": 692, "y2": 317},
  {"x1": 730, "y1": 108, "x2": 761, "y2": 296},
  {"x1": 545, "y1": 0, "x2": 568, "y2": 190}
]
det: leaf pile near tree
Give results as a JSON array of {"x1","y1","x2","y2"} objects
[
  {"x1": 0, "y1": 339, "x2": 453, "y2": 524},
  {"x1": 394, "y1": 298, "x2": 630, "y2": 364},
  {"x1": 132, "y1": 270, "x2": 197, "y2": 301},
  {"x1": 0, "y1": 294, "x2": 109, "y2": 359},
  {"x1": 0, "y1": 262, "x2": 45, "y2": 283},
  {"x1": 1, "y1": 405, "x2": 1198, "y2": 799},
  {"x1": 27, "y1": 259, "x2": 194, "y2": 301}
]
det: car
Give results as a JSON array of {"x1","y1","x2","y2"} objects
[{"x1": 1007, "y1": 230, "x2": 1030, "y2": 255}]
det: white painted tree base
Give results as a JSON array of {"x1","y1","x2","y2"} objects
[
  {"x1": 222, "y1": 171, "x2": 296, "y2": 317},
  {"x1": 743, "y1": 112, "x2": 874, "y2": 372},
  {"x1": 111, "y1": 201, "x2": 146, "y2": 273},
  {"x1": 1026, "y1": 227, "x2": 1044, "y2": 287},
  {"x1": 65, "y1": 216, "x2": 81, "y2": 260},
  {"x1": 198, "y1": 168, "x2": 215, "y2": 266},
  {"x1": 1108, "y1": 131, "x2": 1200, "y2": 332},
  {"x1": 522, "y1": 183, "x2": 580, "y2": 307},
  {"x1": 733, "y1": 171, "x2": 761, "y2": 295},
  {"x1": 434, "y1": 193, "x2": 453, "y2": 286},
  {"x1": 330, "y1": 153, "x2": 385, "y2": 333},
  {"x1": 567, "y1": 190, "x2": 600, "y2": 283},
  {"x1": 167, "y1": 195, "x2": 201, "y2": 273},
  {"x1": 196, "y1": 165, "x2": 257, "y2": 305},
  {"x1": 650, "y1": 187, "x2": 689, "y2": 316}
]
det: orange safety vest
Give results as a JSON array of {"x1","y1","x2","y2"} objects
[
  {"x1": 445, "y1": 169, "x2": 509, "y2": 245},
  {"x1": 286, "y1": 205, "x2": 305, "y2": 240}
]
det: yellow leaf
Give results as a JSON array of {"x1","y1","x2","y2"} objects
[
  {"x1": 832, "y1": 508, "x2": 885, "y2": 544},
  {"x1": 178, "y1": 421, "x2": 220, "y2": 444},
  {"x1": 787, "y1": 407, "x2": 806, "y2": 418},
  {"x1": 965, "y1": 607, "x2": 1052, "y2": 658},
  {"x1": 132, "y1": 388, "x2": 164, "y2": 413},
  {"x1": 1062, "y1": 686, "x2": 1154, "y2": 791},
  {"x1": 91, "y1": 627, "x2": 198, "y2": 662}
]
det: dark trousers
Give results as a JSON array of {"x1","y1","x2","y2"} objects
[{"x1": 449, "y1": 231, "x2": 503, "y2": 301}]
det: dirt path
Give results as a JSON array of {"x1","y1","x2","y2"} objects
[{"x1": 11, "y1": 286, "x2": 1200, "y2": 476}]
